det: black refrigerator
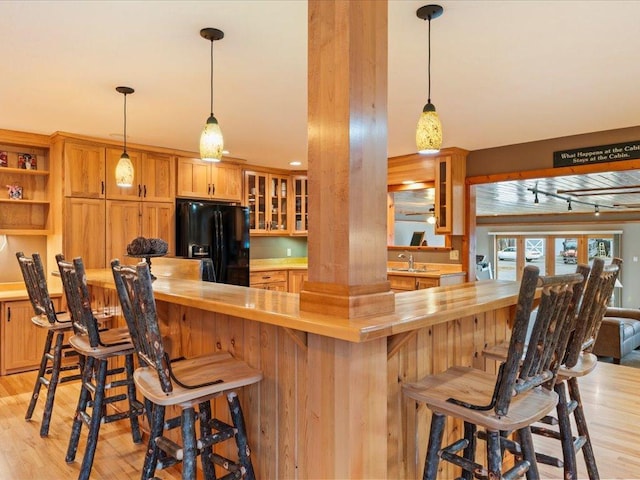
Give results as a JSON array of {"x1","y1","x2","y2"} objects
[{"x1": 175, "y1": 199, "x2": 250, "y2": 286}]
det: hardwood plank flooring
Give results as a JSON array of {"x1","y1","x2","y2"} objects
[{"x1": 0, "y1": 361, "x2": 639, "y2": 479}]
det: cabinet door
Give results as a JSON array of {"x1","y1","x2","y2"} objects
[
  {"x1": 269, "y1": 175, "x2": 290, "y2": 233},
  {"x1": 141, "y1": 202, "x2": 175, "y2": 256},
  {"x1": 293, "y1": 175, "x2": 308, "y2": 234},
  {"x1": 143, "y1": 152, "x2": 175, "y2": 202},
  {"x1": 64, "y1": 198, "x2": 107, "y2": 269},
  {"x1": 176, "y1": 157, "x2": 212, "y2": 199},
  {"x1": 288, "y1": 269, "x2": 308, "y2": 293},
  {"x1": 106, "y1": 200, "x2": 142, "y2": 264},
  {"x1": 434, "y1": 154, "x2": 465, "y2": 235},
  {"x1": 1, "y1": 300, "x2": 48, "y2": 375},
  {"x1": 105, "y1": 147, "x2": 143, "y2": 200},
  {"x1": 211, "y1": 163, "x2": 243, "y2": 202},
  {"x1": 245, "y1": 171, "x2": 269, "y2": 233},
  {"x1": 64, "y1": 142, "x2": 106, "y2": 198}
]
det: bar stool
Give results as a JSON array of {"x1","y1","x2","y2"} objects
[
  {"x1": 56, "y1": 254, "x2": 145, "y2": 480},
  {"x1": 111, "y1": 259, "x2": 262, "y2": 480},
  {"x1": 403, "y1": 266, "x2": 585, "y2": 479},
  {"x1": 535, "y1": 257, "x2": 621, "y2": 479},
  {"x1": 16, "y1": 251, "x2": 81, "y2": 437}
]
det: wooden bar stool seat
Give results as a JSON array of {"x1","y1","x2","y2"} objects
[
  {"x1": 56, "y1": 254, "x2": 145, "y2": 480},
  {"x1": 112, "y1": 259, "x2": 262, "y2": 480},
  {"x1": 404, "y1": 266, "x2": 585, "y2": 480},
  {"x1": 16, "y1": 251, "x2": 81, "y2": 437}
]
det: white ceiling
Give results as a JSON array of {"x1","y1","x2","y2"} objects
[{"x1": 1, "y1": 0, "x2": 639, "y2": 173}]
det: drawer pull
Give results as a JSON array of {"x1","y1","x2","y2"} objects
[{"x1": 262, "y1": 275, "x2": 271, "y2": 280}]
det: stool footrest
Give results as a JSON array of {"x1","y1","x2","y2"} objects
[
  {"x1": 155, "y1": 436, "x2": 183, "y2": 461},
  {"x1": 531, "y1": 425, "x2": 562, "y2": 440},
  {"x1": 503, "y1": 460, "x2": 531, "y2": 480},
  {"x1": 535, "y1": 451, "x2": 564, "y2": 468},
  {"x1": 199, "y1": 426, "x2": 236, "y2": 450}
]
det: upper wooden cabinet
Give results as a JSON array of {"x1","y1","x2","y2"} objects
[
  {"x1": 105, "y1": 148, "x2": 175, "y2": 202},
  {"x1": 63, "y1": 197, "x2": 106, "y2": 269},
  {"x1": 176, "y1": 157, "x2": 242, "y2": 202},
  {"x1": 64, "y1": 142, "x2": 106, "y2": 198},
  {"x1": 245, "y1": 170, "x2": 289, "y2": 234},
  {"x1": 292, "y1": 175, "x2": 308, "y2": 235},
  {"x1": 434, "y1": 150, "x2": 466, "y2": 235}
]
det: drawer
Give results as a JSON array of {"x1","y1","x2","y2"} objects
[
  {"x1": 250, "y1": 270, "x2": 288, "y2": 286},
  {"x1": 416, "y1": 277, "x2": 439, "y2": 289},
  {"x1": 388, "y1": 275, "x2": 416, "y2": 291}
]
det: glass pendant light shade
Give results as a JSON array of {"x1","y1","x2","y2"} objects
[
  {"x1": 115, "y1": 152, "x2": 134, "y2": 187},
  {"x1": 416, "y1": 102, "x2": 442, "y2": 154},
  {"x1": 200, "y1": 114, "x2": 223, "y2": 162}
]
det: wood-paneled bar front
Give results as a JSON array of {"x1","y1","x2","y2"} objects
[{"x1": 85, "y1": 269, "x2": 517, "y2": 479}]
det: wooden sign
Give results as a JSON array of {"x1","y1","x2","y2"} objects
[{"x1": 553, "y1": 140, "x2": 640, "y2": 167}]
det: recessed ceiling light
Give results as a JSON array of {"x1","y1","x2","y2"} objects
[
  {"x1": 402, "y1": 180, "x2": 416, "y2": 185},
  {"x1": 289, "y1": 160, "x2": 302, "y2": 166}
]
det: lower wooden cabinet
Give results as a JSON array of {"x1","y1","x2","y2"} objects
[
  {"x1": 288, "y1": 269, "x2": 308, "y2": 293},
  {"x1": 0, "y1": 299, "x2": 57, "y2": 375},
  {"x1": 250, "y1": 270, "x2": 288, "y2": 291},
  {"x1": 388, "y1": 273, "x2": 464, "y2": 292}
]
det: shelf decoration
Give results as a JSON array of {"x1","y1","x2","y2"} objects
[
  {"x1": 18, "y1": 153, "x2": 37, "y2": 170},
  {"x1": 126, "y1": 236, "x2": 169, "y2": 281},
  {"x1": 6, "y1": 184, "x2": 23, "y2": 199},
  {"x1": 0, "y1": 151, "x2": 7, "y2": 167}
]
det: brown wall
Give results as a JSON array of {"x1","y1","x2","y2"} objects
[{"x1": 467, "y1": 125, "x2": 640, "y2": 177}]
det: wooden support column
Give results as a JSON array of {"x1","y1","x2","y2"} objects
[{"x1": 300, "y1": 0, "x2": 394, "y2": 318}]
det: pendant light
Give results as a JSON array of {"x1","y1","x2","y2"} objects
[
  {"x1": 200, "y1": 27, "x2": 224, "y2": 162},
  {"x1": 416, "y1": 5, "x2": 444, "y2": 154},
  {"x1": 115, "y1": 86, "x2": 135, "y2": 187}
]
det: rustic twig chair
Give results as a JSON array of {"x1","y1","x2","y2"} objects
[
  {"x1": 56, "y1": 254, "x2": 144, "y2": 480},
  {"x1": 16, "y1": 251, "x2": 80, "y2": 437},
  {"x1": 111, "y1": 258, "x2": 262, "y2": 480},
  {"x1": 403, "y1": 266, "x2": 585, "y2": 479},
  {"x1": 535, "y1": 257, "x2": 621, "y2": 479}
]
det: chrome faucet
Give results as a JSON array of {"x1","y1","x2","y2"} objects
[{"x1": 398, "y1": 253, "x2": 415, "y2": 271}]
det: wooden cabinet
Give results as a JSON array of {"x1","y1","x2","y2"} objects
[
  {"x1": 292, "y1": 175, "x2": 308, "y2": 234},
  {"x1": 64, "y1": 142, "x2": 106, "y2": 198},
  {"x1": 106, "y1": 148, "x2": 175, "y2": 202},
  {"x1": 245, "y1": 170, "x2": 289, "y2": 234},
  {"x1": 0, "y1": 138, "x2": 51, "y2": 234},
  {"x1": 64, "y1": 198, "x2": 107, "y2": 269},
  {"x1": 1, "y1": 300, "x2": 53, "y2": 375},
  {"x1": 250, "y1": 270, "x2": 288, "y2": 291},
  {"x1": 176, "y1": 157, "x2": 242, "y2": 202},
  {"x1": 288, "y1": 269, "x2": 308, "y2": 293},
  {"x1": 387, "y1": 273, "x2": 464, "y2": 292},
  {"x1": 434, "y1": 151, "x2": 466, "y2": 235},
  {"x1": 106, "y1": 200, "x2": 174, "y2": 262}
]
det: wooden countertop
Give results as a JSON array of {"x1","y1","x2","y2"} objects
[
  {"x1": 250, "y1": 259, "x2": 466, "y2": 279},
  {"x1": 0, "y1": 282, "x2": 63, "y2": 301},
  {"x1": 85, "y1": 269, "x2": 519, "y2": 343}
]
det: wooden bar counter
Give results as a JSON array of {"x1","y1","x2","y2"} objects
[{"x1": 85, "y1": 268, "x2": 519, "y2": 479}]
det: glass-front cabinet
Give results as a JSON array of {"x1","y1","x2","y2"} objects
[
  {"x1": 292, "y1": 175, "x2": 308, "y2": 234},
  {"x1": 245, "y1": 170, "x2": 289, "y2": 234}
]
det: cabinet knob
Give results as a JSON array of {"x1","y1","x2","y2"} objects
[
  {"x1": 138, "y1": 184, "x2": 142, "y2": 197},
  {"x1": 101, "y1": 181, "x2": 105, "y2": 195},
  {"x1": 143, "y1": 185, "x2": 147, "y2": 198},
  {"x1": 208, "y1": 184, "x2": 211, "y2": 195},
  {"x1": 6, "y1": 306, "x2": 10, "y2": 322},
  {"x1": 211, "y1": 183, "x2": 215, "y2": 195}
]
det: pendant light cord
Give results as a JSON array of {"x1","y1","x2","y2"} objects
[
  {"x1": 427, "y1": 16, "x2": 432, "y2": 104},
  {"x1": 123, "y1": 92, "x2": 127, "y2": 154},
  {"x1": 210, "y1": 39, "x2": 214, "y2": 116}
]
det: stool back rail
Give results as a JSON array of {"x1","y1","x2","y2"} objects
[
  {"x1": 533, "y1": 257, "x2": 622, "y2": 480},
  {"x1": 111, "y1": 259, "x2": 263, "y2": 480},
  {"x1": 404, "y1": 266, "x2": 585, "y2": 480},
  {"x1": 16, "y1": 251, "x2": 80, "y2": 437},
  {"x1": 56, "y1": 254, "x2": 144, "y2": 480}
]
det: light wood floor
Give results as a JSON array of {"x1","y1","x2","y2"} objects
[{"x1": 0, "y1": 361, "x2": 639, "y2": 479}]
